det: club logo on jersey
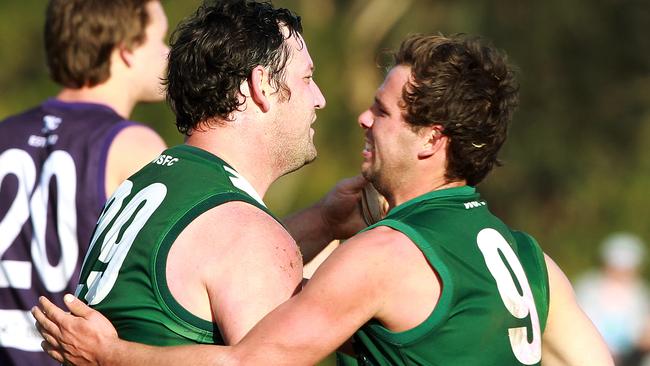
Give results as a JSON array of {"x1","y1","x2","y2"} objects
[
  {"x1": 42, "y1": 115, "x2": 62, "y2": 133},
  {"x1": 152, "y1": 154, "x2": 179, "y2": 167},
  {"x1": 464, "y1": 200, "x2": 486, "y2": 209},
  {"x1": 28, "y1": 135, "x2": 59, "y2": 148},
  {"x1": 27, "y1": 115, "x2": 62, "y2": 147}
]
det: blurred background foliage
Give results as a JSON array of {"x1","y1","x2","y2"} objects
[{"x1": 1, "y1": 0, "x2": 649, "y2": 281}]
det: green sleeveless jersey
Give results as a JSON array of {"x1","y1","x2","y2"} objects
[
  {"x1": 75, "y1": 145, "x2": 276, "y2": 346},
  {"x1": 338, "y1": 186, "x2": 549, "y2": 366}
]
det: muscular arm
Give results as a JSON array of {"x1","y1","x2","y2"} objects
[
  {"x1": 36, "y1": 228, "x2": 409, "y2": 366},
  {"x1": 541, "y1": 254, "x2": 614, "y2": 366},
  {"x1": 105, "y1": 125, "x2": 166, "y2": 196},
  {"x1": 35, "y1": 202, "x2": 303, "y2": 365},
  {"x1": 229, "y1": 229, "x2": 396, "y2": 365},
  {"x1": 167, "y1": 201, "x2": 303, "y2": 344}
]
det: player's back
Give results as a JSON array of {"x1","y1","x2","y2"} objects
[
  {"x1": 0, "y1": 99, "x2": 140, "y2": 365},
  {"x1": 74, "y1": 145, "x2": 275, "y2": 346}
]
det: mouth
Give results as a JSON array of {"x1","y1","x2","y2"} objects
[
  {"x1": 362, "y1": 138, "x2": 373, "y2": 159},
  {"x1": 309, "y1": 116, "x2": 317, "y2": 136}
]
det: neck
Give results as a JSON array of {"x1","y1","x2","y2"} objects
[
  {"x1": 57, "y1": 82, "x2": 137, "y2": 118},
  {"x1": 185, "y1": 123, "x2": 279, "y2": 200},
  {"x1": 387, "y1": 176, "x2": 466, "y2": 209}
]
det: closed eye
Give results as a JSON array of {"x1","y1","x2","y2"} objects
[
  {"x1": 371, "y1": 97, "x2": 390, "y2": 117},
  {"x1": 371, "y1": 103, "x2": 388, "y2": 117}
]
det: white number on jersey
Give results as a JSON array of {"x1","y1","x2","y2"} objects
[
  {"x1": 477, "y1": 228, "x2": 542, "y2": 365},
  {"x1": 81, "y1": 181, "x2": 166, "y2": 305},
  {"x1": 0, "y1": 148, "x2": 78, "y2": 292}
]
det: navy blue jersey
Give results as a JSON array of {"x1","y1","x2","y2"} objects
[{"x1": 0, "y1": 99, "x2": 147, "y2": 366}]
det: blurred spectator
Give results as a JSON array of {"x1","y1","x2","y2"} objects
[{"x1": 575, "y1": 232, "x2": 650, "y2": 364}]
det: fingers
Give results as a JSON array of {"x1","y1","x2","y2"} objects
[
  {"x1": 32, "y1": 304, "x2": 61, "y2": 340},
  {"x1": 42, "y1": 340, "x2": 65, "y2": 364},
  {"x1": 339, "y1": 175, "x2": 367, "y2": 192},
  {"x1": 38, "y1": 296, "x2": 70, "y2": 324},
  {"x1": 63, "y1": 293, "x2": 95, "y2": 318},
  {"x1": 35, "y1": 319, "x2": 61, "y2": 349}
]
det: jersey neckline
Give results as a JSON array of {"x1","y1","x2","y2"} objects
[
  {"x1": 170, "y1": 144, "x2": 267, "y2": 207},
  {"x1": 387, "y1": 185, "x2": 476, "y2": 217},
  {"x1": 43, "y1": 98, "x2": 121, "y2": 116}
]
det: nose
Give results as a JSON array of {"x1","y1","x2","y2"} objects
[
  {"x1": 358, "y1": 109, "x2": 373, "y2": 129},
  {"x1": 313, "y1": 82, "x2": 326, "y2": 109}
]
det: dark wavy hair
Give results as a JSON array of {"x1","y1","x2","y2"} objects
[
  {"x1": 394, "y1": 34, "x2": 519, "y2": 186},
  {"x1": 45, "y1": 0, "x2": 152, "y2": 88},
  {"x1": 166, "y1": 0, "x2": 302, "y2": 135}
]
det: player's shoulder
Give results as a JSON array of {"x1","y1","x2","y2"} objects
[
  {"x1": 195, "y1": 201, "x2": 295, "y2": 249},
  {"x1": 352, "y1": 225, "x2": 411, "y2": 247},
  {"x1": 305, "y1": 225, "x2": 418, "y2": 305},
  {"x1": 203, "y1": 200, "x2": 283, "y2": 224},
  {"x1": 106, "y1": 124, "x2": 166, "y2": 188},
  {"x1": 112, "y1": 124, "x2": 166, "y2": 152},
  {"x1": 190, "y1": 201, "x2": 301, "y2": 275},
  {"x1": 543, "y1": 254, "x2": 569, "y2": 285},
  {"x1": 336, "y1": 225, "x2": 415, "y2": 264},
  {"x1": 0, "y1": 104, "x2": 43, "y2": 126}
]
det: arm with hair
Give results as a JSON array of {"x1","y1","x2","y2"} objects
[{"x1": 541, "y1": 254, "x2": 614, "y2": 366}]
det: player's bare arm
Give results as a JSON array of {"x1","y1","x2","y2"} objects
[
  {"x1": 34, "y1": 225, "x2": 437, "y2": 365},
  {"x1": 227, "y1": 225, "x2": 440, "y2": 365},
  {"x1": 167, "y1": 201, "x2": 303, "y2": 344},
  {"x1": 105, "y1": 125, "x2": 166, "y2": 196},
  {"x1": 541, "y1": 254, "x2": 614, "y2": 366},
  {"x1": 34, "y1": 202, "x2": 303, "y2": 365}
]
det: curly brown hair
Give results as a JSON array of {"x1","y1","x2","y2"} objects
[
  {"x1": 166, "y1": 0, "x2": 302, "y2": 135},
  {"x1": 394, "y1": 34, "x2": 519, "y2": 186}
]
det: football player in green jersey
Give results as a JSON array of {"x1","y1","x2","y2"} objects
[
  {"x1": 34, "y1": 29, "x2": 614, "y2": 366},
  {"x1": 33, "y1": 0, "x2": 361, "y2": 355}
]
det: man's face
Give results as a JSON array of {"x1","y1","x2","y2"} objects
[
  {"x1": 131, "y1": 1, "x2": 169, "y2": 102},
  {"x1": 358, "y1": 65, "x2": 422, "y2": 192},
  {"x1": 268, "y1": 34, "x2": 326, "y2": 176}
]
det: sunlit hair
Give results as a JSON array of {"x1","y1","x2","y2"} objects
[
  {"x1": 394, "y1": 34, "x2": 519, "y2": 186},
  {"x1": 166, "y1": 0, "x2": 303, "y2": 135},
  {"x1": 45, "y1": 0, "x2": 153, "y2": 88}
]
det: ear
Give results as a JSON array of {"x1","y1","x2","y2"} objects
[
  {"x1": 118, "y1": 45, "x2": 134, "y2": 68},
  {"x1": 248, "y1": 65, "x2": 271, "y2": 113},
  {"x1": 417, "y1": 125, "x2": 446, "y2": 159}
]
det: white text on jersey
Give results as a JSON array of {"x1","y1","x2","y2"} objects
[
  {"x1": 464, "y1": 200, "x2": 486, "y2": 209},
  {"x1": 153, "y1": 154, "x2": 179, "y2": 167}
]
